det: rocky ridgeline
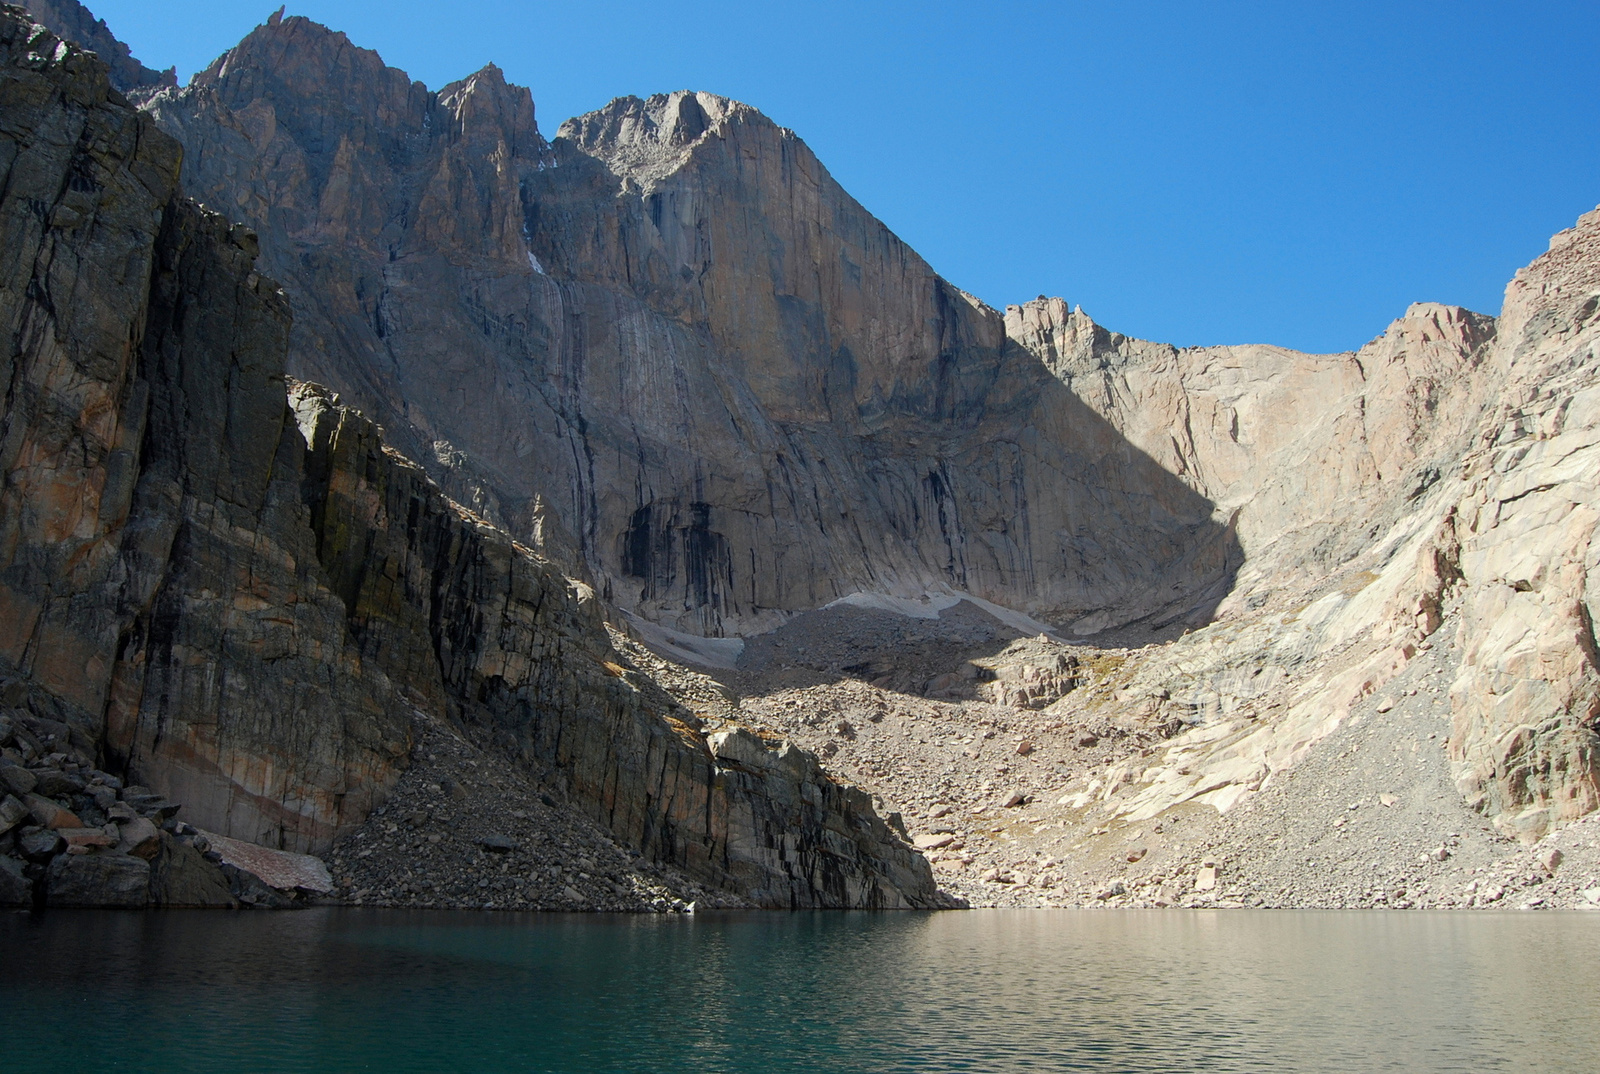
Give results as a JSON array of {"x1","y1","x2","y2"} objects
[
  {"x1": 0, "y1": 4, "x2": 943, "y2": 911},
  {"x1": 109, "y1": 0, "x2": 1597, "y2": 852}
]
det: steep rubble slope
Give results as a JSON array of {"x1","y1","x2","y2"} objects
[
  {"x1": 0, "y1": 4, "x2": 940, "y2": 908},
  {"x1": 1000, "y1": 209, "x2": 1599, "y2": 842},
  {"x1": 136, "y1": 13, "x2": 1240, "y2": 639}
]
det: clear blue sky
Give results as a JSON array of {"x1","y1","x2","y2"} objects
[{"x1": 81, "y1": 0, "x2": 1599, "y2": 353}]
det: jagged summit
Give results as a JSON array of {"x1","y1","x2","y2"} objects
[{"x1": 559, "y1": 90, "x2": 763, "y2": 186}]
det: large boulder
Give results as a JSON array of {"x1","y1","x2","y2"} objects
[
  {"x1": 44, "y1": 852, "x2": 150, "y2": 908},
  {"x1": 148, "y1": 834, "x2": 236, "y2": 908}
]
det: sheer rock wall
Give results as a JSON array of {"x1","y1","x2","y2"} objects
[
  {"x1": 0, "y1": 5, "x2": 939, "y2": 906},
  {"x1": 137, "y1": 15, "x2": 1239, "y2": 639}
]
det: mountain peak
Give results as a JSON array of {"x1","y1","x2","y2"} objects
[{"x1": 558, "y1": 90, "x2": 763, "y2": 184}]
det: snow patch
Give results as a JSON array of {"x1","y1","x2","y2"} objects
[
  {"x1": 626, "y1": 613, "x2": 744, "y2": 671},
  {"x1": 827, "y1": 592, "x2": 962, "y2": 620},
  {"x1": 827, "y1": 590, "x2": 1061, "y2": 639},
  {"x1": 958, "y1": 592, "x2": 1061, "y2": 639}
]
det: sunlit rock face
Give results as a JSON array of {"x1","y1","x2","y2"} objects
[
  {"x1": 1004, "y1": 228, "x2": 1600, "y2": 842},
  {"x1": 134, "y1": 13, "x2": 1598, "y2": 839}
]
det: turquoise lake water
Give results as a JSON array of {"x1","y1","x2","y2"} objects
[{"x1": 2, "y1": 908, "x2": 1597, "y2": 1072}]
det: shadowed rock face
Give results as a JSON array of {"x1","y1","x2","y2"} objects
[
  {"x1": 136, "y1": 16, "x2": 1240, "y2": 639},
  {"x1": 0, "y1": 4, "x2": 941, "y2": 906},
  {"x1": 17, "y1": 0, "x2": 170, "y2": 95},
  {"x1": 291, "y1": 382, "x2": 940, "y2": 906},
  {"x1": 0, "y1": 4, "x2": 401, "y2": 852}
]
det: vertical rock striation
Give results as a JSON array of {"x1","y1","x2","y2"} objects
[
  {"x1": 138, "y1": 17, "x2": 1241, "y2": 638},
  {"x1": 0, "y1": 4, "x2": 408, "y2": 853},
  {"x1": 0, "y1": 4, "x2": 940, "y2": 905},
  {"x1": 1444, "y1": 209, "x2": 1600, "y2": 837},
  {"x1": 291, "y1": 382, "x2": 937, "y2": 905}
]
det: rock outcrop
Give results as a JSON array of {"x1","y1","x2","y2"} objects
[
  {"x1": 291, "y1": 381, "x2": 938, "y2": 906},
  {"x1": 0, "y1": 4, "x2": 942, "y2": 908},
  {"x1": 1444, "y1": 209, "x2": 1600, "y2": 837},
  {"x1": 1001, "y1": 221, "x2": 1600, "y2": 842},
  {"x1": 123, "y1": 10, "x2": 1600, "y2": 843}
]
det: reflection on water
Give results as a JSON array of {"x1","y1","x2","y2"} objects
[{"x1": 2, "y1": 908, "x2": 1596, "y2": 1073}]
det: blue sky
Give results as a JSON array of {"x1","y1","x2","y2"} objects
[{"x1": 80, "y1": 0, "x2": 1599, "y2": 353}]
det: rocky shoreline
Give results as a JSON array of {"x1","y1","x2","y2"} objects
[
  {"x1": 11, "y1": 604, "x2": 1598, "y2": 916},
  {"x1": 0, "y1": 707, "x2": 320, "y2": 909}
]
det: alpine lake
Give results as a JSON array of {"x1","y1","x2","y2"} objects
[{"x1": 3, "y1": 907, "x2": 1598, "y2": 1072}]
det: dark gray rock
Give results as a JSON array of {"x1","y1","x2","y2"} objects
[
  {"x1": 0, "y1": 854, "x2": 30, "y2": 906},
  {"x1": 18, "y1": 828, "x2": 63, "y2": 863},
  {"x1": 45, "y1": 851, "x2": 150, "y2": 908},
  {"x1": 149, "y1": 833, "x2": 236, "y2": 908},
  {"x1": 478, "y1": 834, "x2": 517, "y2": 853},
  {"x1": 18, "y1": 0, "x2": 177, "y2": 96},
  {"x1": 222, "y1": 864, "x2": 298, "y2": 910},
  {"x1": 32, "y1": 769, "x2": 83, "y2": 797},
  {"x1": 0, "y1": 765, "x2": 35, "y2": 798},
  {"x1": 0, "y1": 794, "x2": 28, "y2": 835}
]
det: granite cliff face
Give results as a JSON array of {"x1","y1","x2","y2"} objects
[
  {"x1": 0, "y1": 6, "x2": 403, "y2": 855},
  {"x1": 0, "y1": 4, "x2": 939, "y2": 908},
  {"x1": 1002, "y1": 224, "x2": 1599, "y2": 842},
  {"x1": 136, "y1": 15, "x2": 1240, "y2": 640}
]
